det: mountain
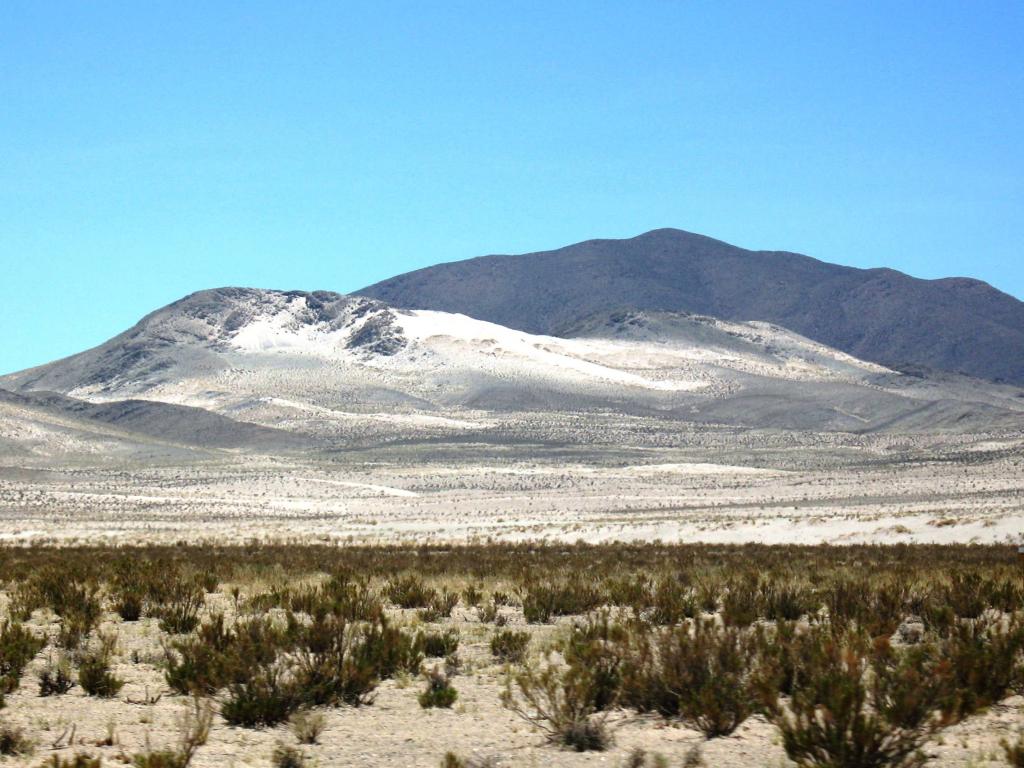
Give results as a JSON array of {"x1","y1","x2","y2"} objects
[
  {"x1": 3, "y1": 288, "x2": 1023, "y2": 439},
  {"x1": 0, "y1": 388, "x2": 304, "y2": 453},
  {"x1": 358, "y1": 228, "x2": 1024, "y2": 385}
]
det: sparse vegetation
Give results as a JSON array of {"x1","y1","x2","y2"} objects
[
  {"x1": 0, "y1": 542, "x2": 1023, "y2": 764},
  {"x1": 490, "y1": 629, "x2": 529, "y2": 663},
  {"x1": 289, "y1": 710, "x2": 327, "y2": 745},
  {"x1": 271, "y1": 741, "x2": 308, "y2": 768},
  {"x1": 78, "y1": 645, "x2": 124, "y2": 698},
  {"x1": 0, "y1": 720, "x2": 32, "y2": 756},
  {"x1": 38, "y1": 755, "x2": 103, "y2": 768},
  {"x1": 1003, "y1": 731, "x2": 1024, "y2": 767},
  {"x1": 38, "y1": 655, "x2": 75, "y2": 696},
  {"x1": 423, "y1": 629, "x2": 460, "y2": 658},
  {"x1": 130, "y1": 698, "x2": 211, "y2": 767},
  {"x1": 0, "y1": 621, "x2": 45, "y2": 699},
  {"x1": 419, "y1": 666, "x2": 458, "y2": 708},
  {"x1": 502, "y1": 655, "x2": 613, "y2": 751}
]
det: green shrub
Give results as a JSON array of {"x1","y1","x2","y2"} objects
[
  {"x1": 462, "y1": 583, "x2": 483, "y2": 607},
  {"x1": 11, "y1": 567, "x2": 102, "y2": 649},
  {"x1": 356, "y1": 619, "x2": 423, "y2": 680},
  {"x1": 0, "y1": 621, "x2": 45, "y2": 695},
  {"x1": 423, "y1": 630, "x2": 460, "y2": 658},
  {"x1": 753, "y1": 620, "x2": 820, "y2": 699},
  {"x1": 164, "y1": 638, "x2": 230, "y2": 696},
  {"x1": 164, "y1": 614, "x2": 287, "y2": 696},
  {"x1": 721, "y1": 574, "x2": 760, "y2": 627},
  {"x1": 221, "y1": 661, "x2": 301, "y2": 727},
  {"x1": 109, "y1": 557, "x2": 161, "y2": 621},
  {"x1": 478, "y1": 600, "x2": 499, "y2": 624},
  {"x1": 420, "y1": 590, "x2": 459, "y2": 622},
  {"x1": 490, "y1": 630, "x2": 530, "y2": 664},
  {"x1": 521, "y1": 579, "x2": 602, "y2": 624},
  {"x1": 562, "y1": 614, "x2": 627, "y2": 712},
  {"x1": 288, "y1": 573, "x2": 383, "y2": 622},
  {"x1": 943, "y1": 570, "x2": 989, "y2": 620},
  {"x1": 419, "y1": 666, "x2": 458, "y2": 708},
  {"x1": 78, "y1": 651, "x2": 124, "y2": 698},
  {"x1": 386, "y1": 575, "x2": 437, "y2": 609},
  {"x1": 38, "y1": 656, "x2": 75, "y2": 696},
  {"x1": 824, "y1": 576, "x2": 908, "y2": 639},
  {"x1": 153, "y1": 579, "x2": 205, "y2": 635},
  {"x1": 758, "y1": 577, "x2": 815, "y2": 622},
  {"x1": 646, "y1": 577, "x2": 697, "y2": 625},
  {"x1": 292, "y1": 614, "x2": 378, "y2": 707}
]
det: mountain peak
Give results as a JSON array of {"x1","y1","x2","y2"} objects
[
  {"x1": 3, "y1": 288, "x2": 407, "y2": 395},
  {"x1": 358, "y1": 229, "x2": 1024, "y2": 385}
]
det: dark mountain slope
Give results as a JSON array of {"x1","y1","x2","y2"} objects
[
  {"x1": 0, "y1": 388, "x2": 305, "y2": 451},
  {"x1": 358, "y1": 229, "x2": 1024, "y2": 385}
]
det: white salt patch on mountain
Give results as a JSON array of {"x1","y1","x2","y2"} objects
[
  {"x1": 392, "y1": 310, "x2": 707, "y2": 392},
  {"x1": 231, "y1": 304, "x2": 352, "y2": 356},
  {"x1": 621, "y1": 462, "x2": 783, "y2": 475}
]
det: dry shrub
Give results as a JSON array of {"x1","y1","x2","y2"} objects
[
  {"x1": 937, "y1": 614, "x2": 1024, "y2": 722},
  {"x1": 502, "y1": 655, "x2": 612, "y2": 751},
  {"x1": 621, "y1": 618, "x2": 760, "y2": 737},
  {"x1": 221, "y1": 659, "x2": 300, "y2": 727},
  {"x1": 131, "y1": 698, "x2": 212, "y2": 767},
  {"x1": 0, "y1": 621, "x2": 46, "y2": 697},
  {"x1": 38, "y1": 655, "x2": 75, "y2": 696},
  {"x1": 0, "y1": 720, "x2": 32, "y2": 756},
  {"x1": 423, "y1": 629, "x2": 460, "y2": 658},
  {"x1": 1003, "y1": 731, "x2": 1024, "y2": 767},
  {"x1": 152, "y1": 579, "x2": 205, "y2": 635},
  {"x1": 39, "y1": 755, "x2": 103, "y2": 768},
  {"x1": 386, "y1": 574, "x2": 436, "y2": 609},
  {"x1": 78, "y1": 634, "x2": 124, "y2": 698},
  {"x1": 490, "y1": 629, "x2": 529, "y2": 664},
  {"x1": 766, "y1": 629, "x2": 948, "y2": 768},
  {"x1": 289, "y1": 710, "x2": 326, "y2": 744},
  {"x1": 271, "y1": 743, "x2": 307, "y2": 768}
]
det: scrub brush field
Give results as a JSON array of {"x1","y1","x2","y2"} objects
[{"x1": 1, "y1": 543, "x2": 1023, "y2": 768}]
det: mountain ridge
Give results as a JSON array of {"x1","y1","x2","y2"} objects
[
  {"x1": 2, "y1": 286, "x2": 1023, "y2": 439},
  {"x1": 358, "y1": 228, "x2": 1024, "y2": 385}
]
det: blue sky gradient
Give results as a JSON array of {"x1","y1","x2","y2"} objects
[{"x1": 2, "y1": 1, "x2": 1022, "y2": 374}]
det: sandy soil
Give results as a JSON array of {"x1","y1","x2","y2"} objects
[{"x1": 1, "y1": 427, "x2": 1021, "y2": 547}]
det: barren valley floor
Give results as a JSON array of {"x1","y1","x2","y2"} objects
[{"x1": 2, "y1": 424, "x2": 1021, "y2": 546}]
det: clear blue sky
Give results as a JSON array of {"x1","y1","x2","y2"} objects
[{"x1": 2, "y1": 1, "x2": 1022, "y2": 374}]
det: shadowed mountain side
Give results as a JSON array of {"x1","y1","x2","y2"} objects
[
  {"x1": 0, "y1": 389, "x2": 307, "y2": 452},
  {"x1": 358, "y1": 228, "x2": 1024, "y2": 385}
]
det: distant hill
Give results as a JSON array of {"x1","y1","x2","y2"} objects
[
  {"x1": 3, "y1": 287, "x2": 1023, "y2": 437},
  {"x1": 358, "y1": 228, "x2": 1024, "y2": 385}
]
